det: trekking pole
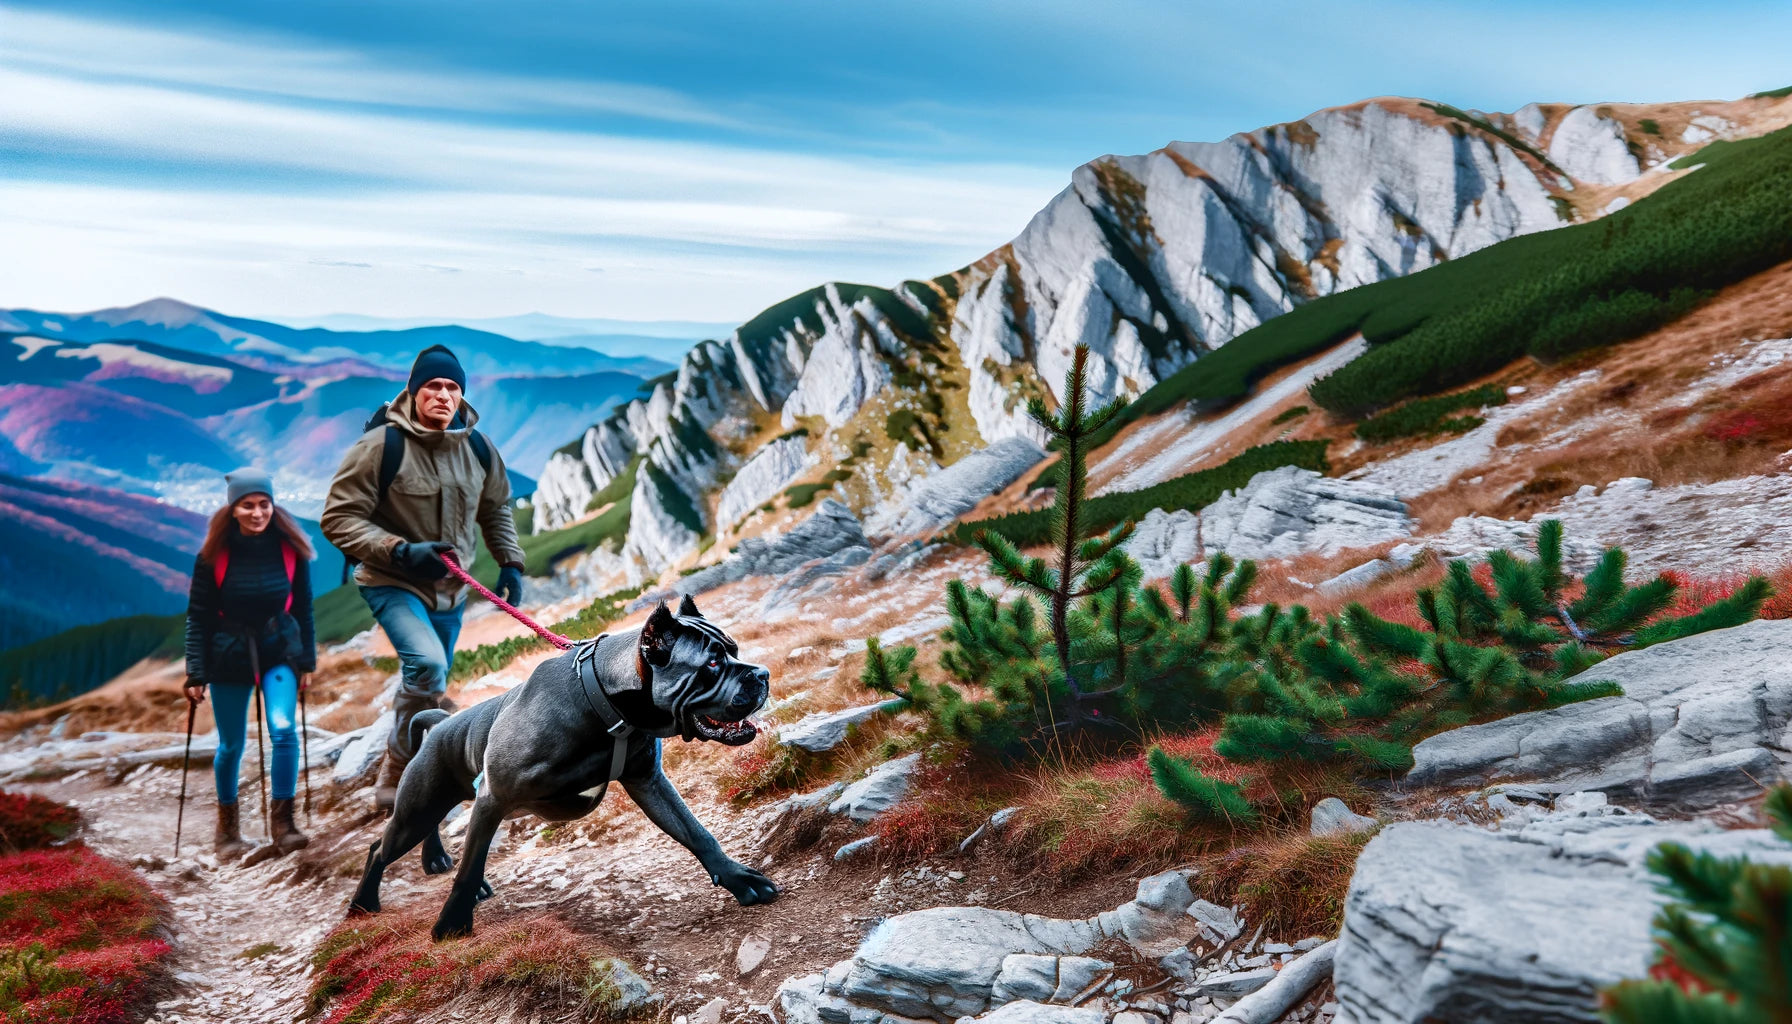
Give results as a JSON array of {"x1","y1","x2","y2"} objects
[
  {"x1": 175, "y1": 695, "x2": 197, "y2": 859},
  {"x1": 299, "y1": 682, "x2": 313, "y2": 821},
  {"x1": 247, "y1": 634, "x2": 269, "y2": 835}
]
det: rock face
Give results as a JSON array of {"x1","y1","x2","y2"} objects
[
  {"x1": 1546, "y1": 106, "x2": 1642, "y2": 187},
  {"x1": 1333, "y1": 803, "x2": 1792, "y2": 1023},
  {"x1": 535, "y1": 97, "x2": 1657, "y2": 576},
  {"x1": 779, "y1": 871, "x2": 1200, "y2": 1024},
  {"x1": 1121, "y1": 468, "x2": 1411, "y2": 580},
  {"x1": 638, "y1": 500, "x2": 870, "y2": 607},
  {"x1": 716, "y1": 434, "x2": 815, "y2": 529},
  {"x1": 867, "y1": 437, "x2": 1045, "y2": 539},
  {"x1": 1406, "y1": 619, "x2": 1792, "y2": 807}
]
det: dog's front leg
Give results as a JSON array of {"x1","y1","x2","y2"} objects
[
  {"x1": 623, "y1": 768, "x2": 779, "y2": 906},
  {"x1": 433, "y1": 792, "x2": 503, "y2": 941}
]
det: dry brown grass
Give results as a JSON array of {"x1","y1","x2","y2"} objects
[{"x1": 1195, "y1": 829, "x2": 1372, "y2": 940}]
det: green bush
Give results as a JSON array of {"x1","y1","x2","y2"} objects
[
  {"x1": 1354, "y1": 384, "x2": 1508, "y2": 442},
  {"x1": 1310, "y1": 125, "x2": 1792, "y2": 415},
  {"x1": 1148, "y1": 747, "x2": 1255, "y2": 823},
  {"x1": 959, "y1": 440, "x2": 1328, "y2": 548}
]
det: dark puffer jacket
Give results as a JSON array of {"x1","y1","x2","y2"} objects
[{"x1": 183, "y1": 528, "x2": 316, "y2": 688}]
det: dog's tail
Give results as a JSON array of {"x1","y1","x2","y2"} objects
[{"x1": 407, "y1": 708, "x2": 450, "y2": 756}]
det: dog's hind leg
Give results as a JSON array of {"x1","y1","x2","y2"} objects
[
  {"x1": 349, "y1": 744, "x2": 465, "y2": 916},
  {"x1": 432, "y1": 791, "x2": 502, "y2": 942}
]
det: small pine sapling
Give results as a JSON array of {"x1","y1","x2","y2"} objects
[{"x1": 1600, "y1": 785, "x2": 1792, "y2": 1023}]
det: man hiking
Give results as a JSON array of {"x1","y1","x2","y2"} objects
[{"x1": 322, "y1": 344, "x2": 527, "y2": 810}]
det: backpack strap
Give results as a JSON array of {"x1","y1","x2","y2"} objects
[
  {"x1": 376, "y1": 424, "x2": 406, "y2": 506},
  {"x1": 281, "y1": 541, "x2": 297, "y2": 614},
  {"x1": 469, "y1": 429, "x2": 493, "y2": 476}
]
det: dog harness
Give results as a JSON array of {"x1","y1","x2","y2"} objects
[{"x1": 572, "y1": 633, "x2": 635, "y2": 794}]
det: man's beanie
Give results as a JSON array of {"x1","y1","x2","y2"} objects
[
  {"x1": 226, "y1": 467, "x2": 275, "y2": 506},
  {"x1": 408, "y1": 344, "x2": 467, "y2": 396}
]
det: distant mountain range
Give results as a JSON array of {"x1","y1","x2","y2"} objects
[
  {"x1": 0, "y1": 299, "x2": 672, "y2": 378},
  {"x1": 0, "y1": 300, "x2": 675, "y2": 652},
  {"x1": 282, "y1": 312, "x2": 735, "y2": 362}
]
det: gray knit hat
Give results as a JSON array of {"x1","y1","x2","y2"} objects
[{"x1": 225, "y1": 467, "x2": 275, "y2": 506}]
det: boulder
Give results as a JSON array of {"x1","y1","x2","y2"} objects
[
  {"x1": 867, "y1": 438, "x2": 1045, "y2": 539},
  {"x1": 1547, "y1": 105, "x2": 1642, "y2": 187},
  {"x1": 1184, "y1": 899, "x2": 1242, "y2": 945},
  {"x1": 829, "y1": 754, "x2": 923, "y2": 823},
  {"x1": 1120, "y1": 468, "x2": 1411, "y2": 581},
  {"x1": 1407, "y1": 619, "x2": 1792, "y2": 807},
  {"x1": 779, "y1": 701, "x2": 904, "y2": 753},
  {"x1": 809, "y1": 871, "x2": 1195, "y2": 1022},
  {"x1": 1333, "y1": 809, "x2": 1792, "y2": 1023},
  {"x1": 1309, "y1": 798, "x2": 1378, "y2": 837}
]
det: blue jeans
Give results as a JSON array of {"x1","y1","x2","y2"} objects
[
  {"x1": 212, "y1": 665, "x2": 299, "y2": 803},
  {"x1": 361, "y1": 586, "x2": 464, "y2": 759}
]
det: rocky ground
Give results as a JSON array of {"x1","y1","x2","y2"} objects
[{"x1": 12, "y1": 257, "x2": 1792, "y2": 1022}]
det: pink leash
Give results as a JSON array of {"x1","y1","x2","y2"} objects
[{"x1": 439, "y1": 551, "x2": 573, "y2": 651}]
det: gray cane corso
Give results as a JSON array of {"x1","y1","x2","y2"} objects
[{"x1": 347, "y1": 595, "x2": 778, "y2": 940}]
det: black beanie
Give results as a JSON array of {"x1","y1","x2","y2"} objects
[{"x1": 408, "y1": 344, "x2": 466, "y2": 396}]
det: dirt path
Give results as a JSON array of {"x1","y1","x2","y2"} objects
[{"x1": 26, "y1": 767, "x2": 338, "y2": 1023}]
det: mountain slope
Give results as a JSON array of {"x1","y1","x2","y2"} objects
[{"x1": 531, "y1": 92, "x2": 1792, "y2": 581}]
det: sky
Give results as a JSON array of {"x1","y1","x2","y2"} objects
[{"x1": 3, "y1": 1, "x2": 1789, "y2": 327}]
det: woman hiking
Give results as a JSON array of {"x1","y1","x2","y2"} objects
[{"x1": 182, "y1": 468, "x2": 316, "y2": 862}]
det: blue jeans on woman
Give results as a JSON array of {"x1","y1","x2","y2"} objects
[
  {"x1": 360, "y1": 585, "x2": 464, "y2": 760},
  {"x1": 212, "y1": 664, "x2": 299, "y2": 803}
]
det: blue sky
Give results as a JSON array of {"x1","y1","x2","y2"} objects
[{"x1": 3, "y1": 1, "x2": 1789, "y2": 326}]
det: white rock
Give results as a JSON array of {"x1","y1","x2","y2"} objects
[
  {"x1": 693, "y1": 997, "x2": 728, "y2": 1024},
  {"x1": 1333, "y1": 810, "x2": 1792, "y2": 1023},
  {"x1": 867, "y1": 438, "x2": 1045, "y2": 539},
  {"x1": 829, "y1": 754, "x2": 923, "y2": 823},
  {"x1": 1309, "y1": 798, "x2": 1378, "y2": 837},
  {"x1": 779, "y1": 701, "x2": 904, "y2": 753},
  {"x1": 1407, "y1": 619, "x2": 1792, "y2": 807},
  {"x1": 1184, "y1": 900, "x2": 1242, "y2": 945},
  {"x1": 738, "y1": 934, "x2": 772, "y2": 976},
  {"x1": 966, "y1": 1002, "x2": 1105, "y2": 1024},
  {"x1": 717, "y1": 435, "x2": 817, "y2": 529},
  {"x1": 835, "y1": 836, "x2": 880, "y2": 862},
  {"x1": 1547, "y1": 106, "x2": 1641, "y2": 187}
]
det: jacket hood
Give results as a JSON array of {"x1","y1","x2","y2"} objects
[{"x1": 387, "y1": 390, "x2": 481, "y2": 441}]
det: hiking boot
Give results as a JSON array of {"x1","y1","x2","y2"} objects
[
  {"x1": 214, "y1": 802, "x2": 253, "y2": 862},
  {"x1": 374, "y1": 751, "x2": 409, "y2": 813},
  {"x1": 268, "y1": 797, "x2": 310, "y2": 854}
]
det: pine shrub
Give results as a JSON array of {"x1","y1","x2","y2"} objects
[{"x1": 1601, "y1": 785, "x2": 1792, "y2": 1023}]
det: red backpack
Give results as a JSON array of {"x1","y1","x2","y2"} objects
[{"x1": 211, "y1": 541, "x2": 297, "y2": 615}]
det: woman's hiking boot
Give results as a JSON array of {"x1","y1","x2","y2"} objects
[
  {"x1": 268, "y1": 797, "x2": 310, "y2": 854},
  {"x1": 214, "y1": 801, "x2": 253, "y2": 862}
]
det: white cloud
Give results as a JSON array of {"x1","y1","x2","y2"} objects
[{"x1": 0, "y1": 8, "x2": 1066, "y2": 320}]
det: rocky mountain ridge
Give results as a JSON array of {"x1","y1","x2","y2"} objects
[{"x1": 532, "y1": 93, "x2": 1779, "y2": 581}]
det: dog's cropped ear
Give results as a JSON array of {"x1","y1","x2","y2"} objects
[
  {"x1": 677, "y1": 594, "x2": 704, "y2": 619},
  {"x1": 639, "y1": 602, "x2": 680, "y2": 671}
]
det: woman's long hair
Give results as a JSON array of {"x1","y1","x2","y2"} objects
[{"x1": 199, "y1": 502, "x2": 315, "y2": 566}]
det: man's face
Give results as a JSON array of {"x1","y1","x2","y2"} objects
[{"x1": 415, "y1": 377, "x2": 462, "y2": 430}]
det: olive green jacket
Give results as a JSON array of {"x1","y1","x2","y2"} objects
[{"x1": 321, "y1": 393, "x2": 526, "y2": 610}]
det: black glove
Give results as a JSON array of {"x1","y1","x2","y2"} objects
[
  {"x1": 391, "y1": 541, "x2": 453, "y2": 580},
  {"x1": 496, "y1": 564, "x2": 524, "y2": 606}
]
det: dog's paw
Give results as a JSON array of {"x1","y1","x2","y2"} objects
[
  {"x1": 431, "y1": 911, "x2": 475, "y2": 942},
  {"x1": 475, "y1": 879, "x2": 494, "y2": 902},
  {"x1": 711, "y1": 860, "x2": 780, "y2": 907},
  {"x1": 346, "y1": 897, "x2": 380, "y2": 917},
  {"x1": 422, "y1": 849, "x2": 454, "y2": 875}
]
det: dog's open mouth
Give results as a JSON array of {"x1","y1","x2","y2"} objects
[{"x1": 692, "y1": 713, "x2": 759, "y2": 745}]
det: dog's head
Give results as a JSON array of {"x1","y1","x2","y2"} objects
[{"x1": 631, "y1": 595, "x2": 769, "y2": 745}]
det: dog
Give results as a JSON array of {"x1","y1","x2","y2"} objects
[{"x1": 347, "y1": 595, "x2": 778, "y2": 940}]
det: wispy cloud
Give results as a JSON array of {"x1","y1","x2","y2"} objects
[{"x1": 0, "y1": 7, "x2": 1064, "y2": 320}]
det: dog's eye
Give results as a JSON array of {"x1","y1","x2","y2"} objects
[{"x1": 708, "y1": 657, "x2": 719, "y2": 670}]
